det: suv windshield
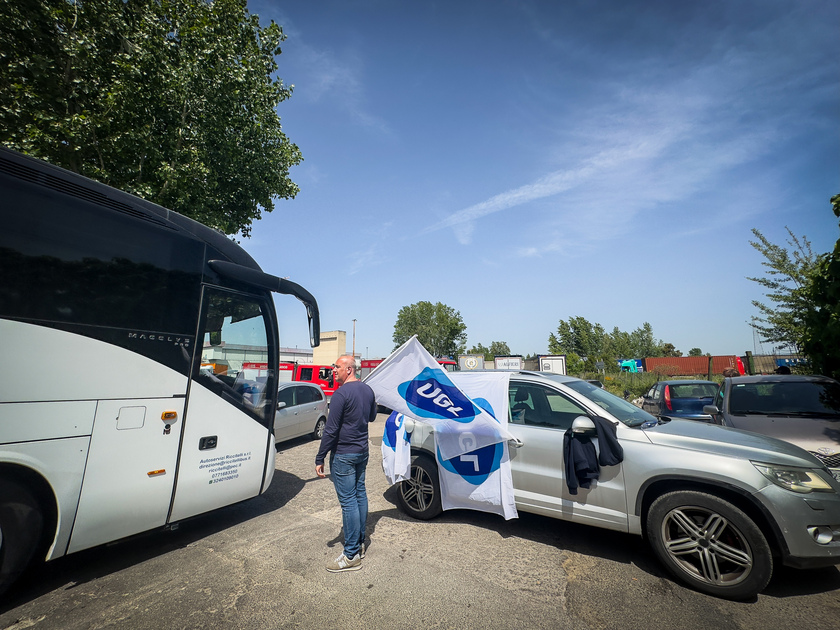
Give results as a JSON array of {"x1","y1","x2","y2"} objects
[
  {"x1": 564, "y1": 379, "x2": 657, "y2": 427},
  {"x1": 729, "y1": 379, "x2": 840, "y2": 416}
]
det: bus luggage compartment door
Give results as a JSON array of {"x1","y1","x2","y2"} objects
[{"x1": 68, "y1": 398, "x2": 184, "y2": 554}]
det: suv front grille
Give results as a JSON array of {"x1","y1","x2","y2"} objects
[{"x1": 811, "y1": 451, "x2": 840, "y2": 468}]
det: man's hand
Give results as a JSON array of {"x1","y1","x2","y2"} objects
[{"x1": 315, "y1": 463, "x2": 326, "y2": 478}]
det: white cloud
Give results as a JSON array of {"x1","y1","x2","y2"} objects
[
  {"x1": 423, "y1": 34, "x2": 817, "y2": 255},
  {"x1": 294, "y1": 44, "x2": 392, "y2": 135}
]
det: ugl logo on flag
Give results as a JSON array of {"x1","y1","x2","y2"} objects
[
  {"x1": 363, "y1": 336, "x2": 513, "y2": 461},
  {"x1": 398, "y1": 367, "x2": 478, "y2": 422}
]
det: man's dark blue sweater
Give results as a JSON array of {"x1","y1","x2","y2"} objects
[{"x1": 315, "y1": 380, "x2": 378, "y2": 466}]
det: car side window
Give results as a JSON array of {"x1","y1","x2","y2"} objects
[
  {"x1": 299, "y1": 386, "x2": 319, "y2": 404},
  {"x1": 278, "y1": 387, "x2": 295, "y2": 409},
  {"x1": 509, "y1": 382, "x2": 588, "y2": 430},
  {"x1": 652, "y1": 385, "x2": 661, "y2": 400}
]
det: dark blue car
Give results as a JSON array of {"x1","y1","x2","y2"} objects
[{"x1": 641, "y1": 380, "x2": 718, "y2": 422}]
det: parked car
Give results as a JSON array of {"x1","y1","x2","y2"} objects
[
  {"x1": 397, "y1": 372, "x2": 840, "y2": 600},
  {"x1": 641, "y1": 379, "x2": 718, "y2": 422},
  {"x1": 274, "y1": 382, "x2": 328, "y2": 445},
  {"x1": 704, "y1": 374, "x2": 840, "y2": 481}
]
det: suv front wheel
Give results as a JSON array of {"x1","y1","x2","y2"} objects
[
  {"x1": 646, "y1": 490, "x2": 773, "y2": 600},
  {"x1": 397, "y1": 455, "x2": 442, "y2": 520}
]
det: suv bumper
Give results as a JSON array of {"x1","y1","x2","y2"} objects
[{"x1": 757, "y1": 485, "x2": 840, "y2": 568}]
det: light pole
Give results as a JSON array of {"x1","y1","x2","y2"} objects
[{"x1": 352, "y1": 319, "x2": 356, "y2": 359}]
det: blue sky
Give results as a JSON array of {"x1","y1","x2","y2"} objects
[{"x1": 241, "y1": 0, "x2": 839, "y2": 360}]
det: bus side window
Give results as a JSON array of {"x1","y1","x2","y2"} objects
[{"x1": 196, "y1": 289, "x2": 274, "y2": 423}]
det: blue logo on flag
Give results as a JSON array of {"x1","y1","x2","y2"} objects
[
  {"x1": 437, "y1": 442, "x2": 503, "y2": 485},
  {"x1": 398, "y1": 367, "x2": 478, "y2": 423},
  {"x1": 436, "y1": 394, "x2": 502, "y2": 485},
  {"x1": 383, "y1": 411, "x2": 403, "y2": 451}
]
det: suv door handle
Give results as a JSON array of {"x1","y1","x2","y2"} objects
[{"x1": 508, "y1": 437, "x2": 524, "y2": 448}]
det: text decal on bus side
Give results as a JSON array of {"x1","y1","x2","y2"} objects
[{"x1": 127, "y1": 332, "x2": 192, "y2": 347}]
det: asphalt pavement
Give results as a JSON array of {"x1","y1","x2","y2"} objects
[{"x1": 1, "y1": 415, "x2": 839, "y2": 629}]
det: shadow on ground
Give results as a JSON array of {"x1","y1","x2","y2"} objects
[
  {"x1": 0, "y1": 463, "x2": 307, "y2": 611},
  {"x1": 379, "y1": 483, "x2": 840, "y2": 599}
]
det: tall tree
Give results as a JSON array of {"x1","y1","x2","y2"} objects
[
  {"x1": 629, "y1": 322, "x2": 662, "y2": 357},
  {"x1": 469, "y1": 341, "x2": 511, "y2": 361},
  {"x1": 393, "y1": 301, "x2": 467, "y2": 357},
  {"x1": 548, "y1": 316, "x2": 606, "y2": 359},
  {"x1": 802, "y1": 194, "x2": 840, "y2": 380},
  {"x1": 549, "y1": 317, "x2": 665, "y2": 372},
  {"x1": 747, "y1": 227, "x2": 818, "y2": 353},
  {"x1": 604, "y1": 327, "x2": 633, "y2": 360},
  {"x1": 661, "y1": 343, "x2": 682, "y2": 358},
  {"x1": 489, "y1": 341, "x2": 511, "y2": 357},
  {"x1": 468, "y1": 342, "x2": 491, "y2": 359},
  {"x1": 0, "y1": 0, "x2": 301, "y2": 236},
  {"x1": 688, "y1": 348, "x2": 703, "y2": 356}
]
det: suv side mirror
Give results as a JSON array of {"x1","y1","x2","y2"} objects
[
  {"x1": 571, "y1": 416, "x2": 596, "y2": 435},
  {"x1": 276, "y1": 401, "x2": 287, "y2": 411},
  {"x1": 703, "y1": 405, "x2": 719, "y2": 415}
]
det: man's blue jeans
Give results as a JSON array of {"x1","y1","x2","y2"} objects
[{"x1": 329, "y1": 450, "x2": 369, "y2": 559}]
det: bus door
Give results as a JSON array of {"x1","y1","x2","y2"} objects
[{"x1": 169, "y1": 287, "x2": 278, "y2": 522}]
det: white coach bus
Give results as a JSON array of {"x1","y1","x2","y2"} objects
[{"x1": 0, "y1": 147, "x2": 320, "y2": 595}]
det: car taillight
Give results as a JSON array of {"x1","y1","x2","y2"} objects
[{"x1": 664, "y1": 385, "x2": 672, "y2": 411}]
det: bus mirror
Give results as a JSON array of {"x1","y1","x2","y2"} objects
[
  {"x1": 206, "y1": 260, "x2": 321, "y2": 348},
  {"x1": 307, "y1": 304, "x2": 320, "y2": 348}
]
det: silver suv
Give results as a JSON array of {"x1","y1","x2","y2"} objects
[
  {"x1": 703, "y1": 374, "x2": 840, "y2": 481},
  {"x1": 397, "y1": 372, "x2": 840, "y2": 600}
]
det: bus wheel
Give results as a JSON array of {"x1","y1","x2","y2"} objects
[{"x1": 0, "y1": 478, "x2": 44, "y2": 596}]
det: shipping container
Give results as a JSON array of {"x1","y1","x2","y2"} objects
[{"x1": 642, "y1": 355, "x2": 744, "y2": 377}]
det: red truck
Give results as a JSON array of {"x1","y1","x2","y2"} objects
[{"x1": 279, "y1": 362, "x2": 340, "y2": 397}]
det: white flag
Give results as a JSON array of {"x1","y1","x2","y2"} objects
[
  {"x1": 437, "y1": 371, "x2": 517, "y2": 520},
  {"x1": 381, "y1": 411, "x2": 412, "y2": 486},
  {"x1": 435, "y1": 434, "x2": 518, "y2": 520},
  {"x1": 364, "y1": 336, "x2": 513, "y2": 461}
]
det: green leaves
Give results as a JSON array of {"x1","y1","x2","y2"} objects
[
  {"x1": 548, "y1": 317, "x2": 669, "y2": 372},
  {"x1": 0, "y1": 0, "x2": 301, "y2": 237},
  {"x1": 393, "y1": 301, "x2": 468, "y2": 357},
  {"x1": 747, "y1": 227, "x2": 818, "y2": 353},
  {"x1": 468, "y1": 341, "x2": 511, "y2": 361},
  {"x1": 800, "y1": 194, "x2": 840, "y2": 380}
]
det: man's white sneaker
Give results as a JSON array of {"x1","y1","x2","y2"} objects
[{"x1": 326, "y1": 553, "x2": 362, "y2": 573}]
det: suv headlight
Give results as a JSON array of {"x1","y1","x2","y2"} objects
[{"x1": 752, "y1": 463, "x2": 835, "y2": 494}]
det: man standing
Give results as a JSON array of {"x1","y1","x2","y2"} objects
[{"x1": 315, "y1": 355, "x2": 377, "y2": 572}]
